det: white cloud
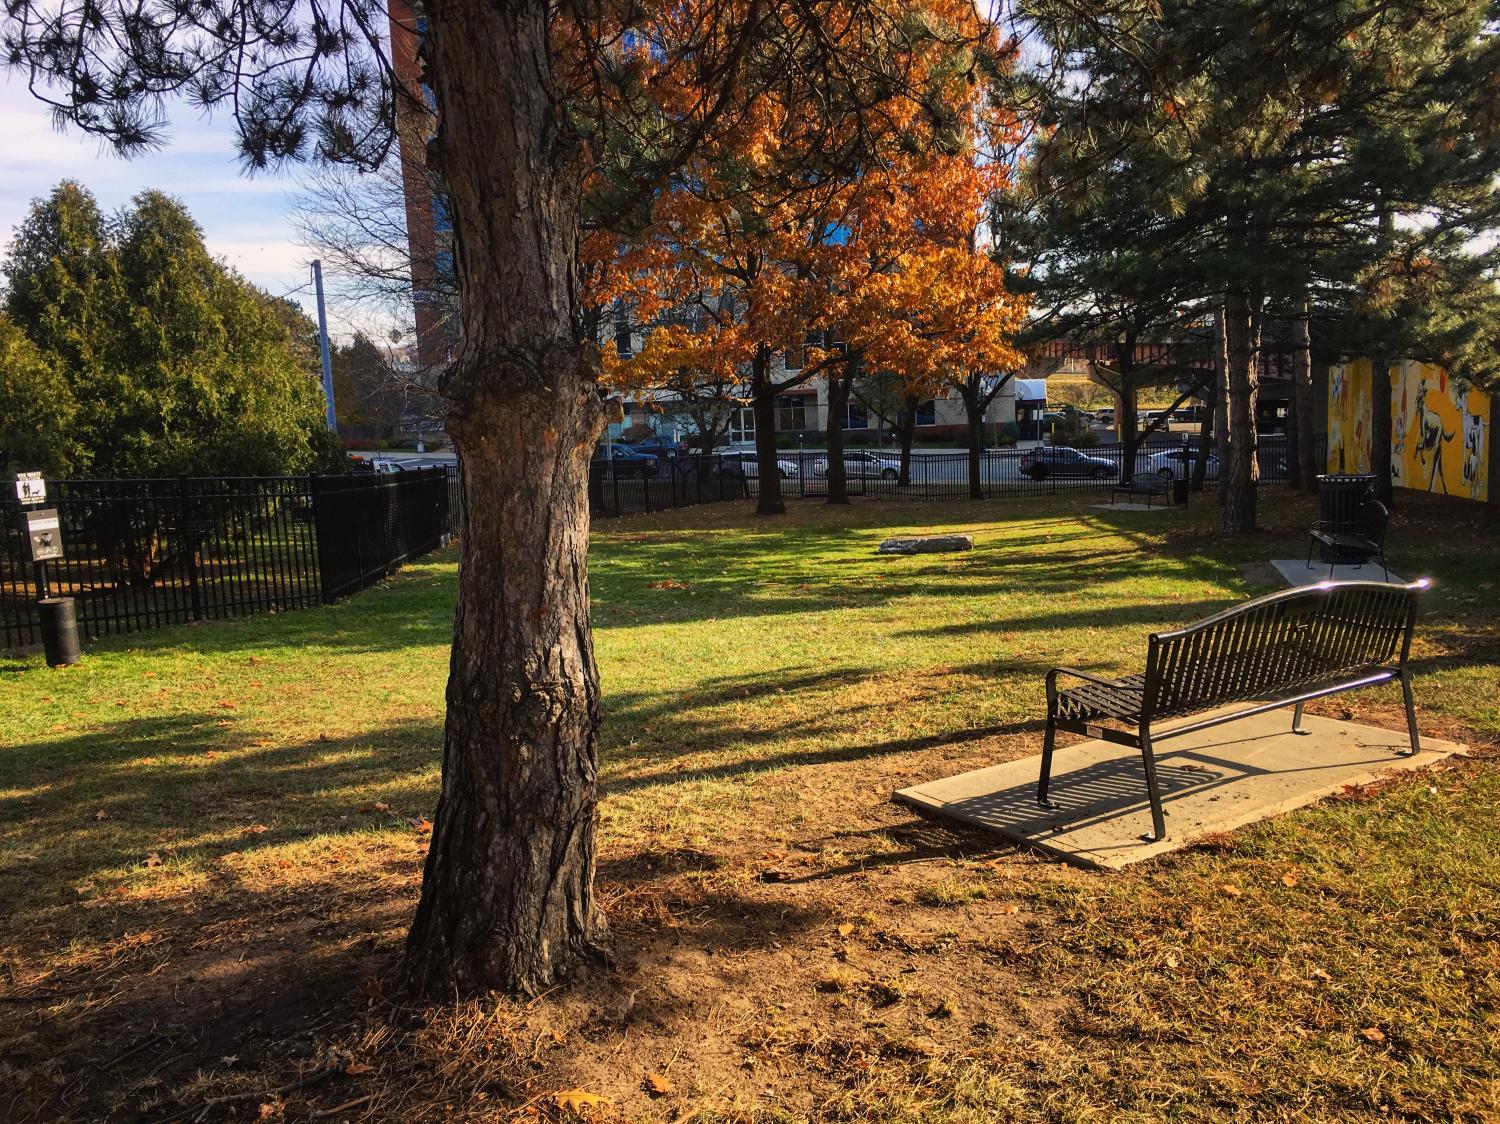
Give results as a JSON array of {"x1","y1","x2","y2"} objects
[{"x1": 0, "y1": 78, "x2": 363, "y2": 323}]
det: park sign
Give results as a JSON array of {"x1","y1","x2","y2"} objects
[{"x1": 15, "y1": 472, "x2": 46, "y2": 506}]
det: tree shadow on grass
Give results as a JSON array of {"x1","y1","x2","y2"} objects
[
  {"x1": 1, "y1": 713, "x2": 446, "y2": 921},
  {"x1": 598, "y1": 661, "x2": 1059, "y2": 795}
]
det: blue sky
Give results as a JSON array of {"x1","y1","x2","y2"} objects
[{"x1": 0, "y1": 77, "x2": 362, "y2": 336}]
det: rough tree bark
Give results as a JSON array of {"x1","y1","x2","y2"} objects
[
  {"x1": 1370, "y1": 355, "x2": 1395, "y2": 505},
  {"x1": 957, "y1": 377, "x2": 985, "y2": 500},
  {"x1": 1191, "y1": 389, "x2": 1214, "y2": 491},
  {"x1": 750, "y1": 346, "x2": 786, "y2": 515},
  {"x1": 1222, "y1": 285, "x2": 1261, "y2": 533},
  {"x1": 1214, "y1": 307, "x2": 1231, "y2": 506},
  {"x1": 1289, "y1": 297, "x2": 1316, "y2": 493},
  {"x1": 1370, "y1": 209, "x2": 1396, "y2": 506},
  {"x1": 896, "y1": 392, "x2": 918, "y2": 486},
  {"x1": 400, "y1": 0, "x2": 607, "y2": 998},
  {"x1": 824, "y1": 354, "x2": 856, "y2": 505},
  {"x1": 1114, "y1": 337, "x2": 1140, "y2": 484}
]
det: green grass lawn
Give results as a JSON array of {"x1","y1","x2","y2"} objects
[{"x1": 1, "y1": 489, "x2": 1496, "y2": 1122}]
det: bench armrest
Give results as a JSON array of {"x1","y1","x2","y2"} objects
[{"x1": 1047, "y1": 667, "x2": 1142, "y2": 690}]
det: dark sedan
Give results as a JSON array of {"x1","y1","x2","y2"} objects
[
  {"x1": 1018, "y1": 446, "x2": 1117, "y2": 480},
  {"x1": 593, "y1": 443, "x2": 660, "y2": 475}
]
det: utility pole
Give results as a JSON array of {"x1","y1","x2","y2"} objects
[{"x1": 312, "y1": 259, "x2": 337, "y2": 430}]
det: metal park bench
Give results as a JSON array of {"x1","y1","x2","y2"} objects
[
  {"x1": 1110, "y1": 472, "x2": 1172, "y2": 507},
  {"x1": 1038, "y1": 579, "x2": 1428, "y2": 841},
  {"x1": 1308, "y1": 499, "x2": 1391, "y2": 580}
]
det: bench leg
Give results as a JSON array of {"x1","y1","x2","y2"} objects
[
  {"x1": 1400, "y1": 671, "x2": 1420, "y2": 757},
  {"x1": 1138, "y1": 729, "x2": 1167, "y2": 842},
  {"x1": 1291, "y1": 700, "x2": 1309, "y2": 735},
  {"x1": 1036, "y1": 715, "x2": 1058, "y2": 809}
]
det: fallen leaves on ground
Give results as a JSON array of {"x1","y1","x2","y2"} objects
[
  {"x1": 551, "y1": 1088, "x2": 612, "y2": 1113},
  {"x1": 645, "y1": 1072, "x2": 673, "y2": 1096}
]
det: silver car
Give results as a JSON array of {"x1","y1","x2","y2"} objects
[
  {"x1": 714, "y1": 452, "x2": 800, "y2": 479},
  {"x1": 1144, "y1": 449, "x2": 1219, "y2": 480},
  {"x1": 810, "y1": 450, "x2": 902, "y2": 480}
]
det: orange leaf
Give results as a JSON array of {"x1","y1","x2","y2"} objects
[
  {"x1": 551, "y1": 1088, "x2": 612, "y2": 1113},
  {"x1": 645, "y1": 1072, "x2": 673, "y2": 1095}
]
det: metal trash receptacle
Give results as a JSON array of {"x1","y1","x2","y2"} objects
[{"x1": 1316, "y1": 474, "x2": 1375, "y2": 562}]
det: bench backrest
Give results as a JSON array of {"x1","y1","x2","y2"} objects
[{"x1": 1143, "y1": 580, "x2": 1425, "y2": 720}]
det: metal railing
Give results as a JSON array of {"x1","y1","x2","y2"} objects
[
  {"x1": 590, "y1": 434, "x2": 1313, "y2": 516},
  {"x1": 2, "y1": 469, "x2": 454, "y2": 649}
]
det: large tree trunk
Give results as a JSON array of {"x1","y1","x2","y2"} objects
[
  {"x1": 897, "y1": 392, "x2": 918, "y2": 486},
  {"x1": 1370, "y1": 209, "x2": 1396, "y2": 506},
  {"x1": 1370, "y1": 356, "x2": 1394, "y2": 506},
  {"x1": 1191, "y1": 388, "x2": 1214, "y2": 491},
  {"x1": 400, "y1": 0, "x2": 606, "y2": 999},
  {"x1": 825, "y1": 357, "x2": 854, "y2": 505},
  {"x1": 1289, "y1": 297, "x2": 1316, "y2": 493},
  {"x1": 1214, "y1": 306, "x2": 1231, "y2": 506},
  {"x1": 1115, "y1": 341, "x2": 1139, "y2": 484},
  {"x1": 959, "y1": 378, "x2": 983, "y2": 500},
  {"x1": 1222, "y1": 286, "x2": 1260, "y2": 533},
  {"x1": 751, "y1": 348, "x2": 786, "y2": 515}
]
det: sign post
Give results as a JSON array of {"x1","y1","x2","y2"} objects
[{"x1": 15, "y1": 475, "x2": 80, "y2": 666}]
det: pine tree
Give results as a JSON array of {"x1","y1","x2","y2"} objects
[{"x1": 2, "y1": 184, "x2": 332, "y2": 477}]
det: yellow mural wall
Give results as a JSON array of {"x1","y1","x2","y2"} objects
[{"x1": 1328, "y1": 359, "x2": 1489, "y2": 503}]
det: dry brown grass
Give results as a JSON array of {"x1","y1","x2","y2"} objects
[{"x1": 1, "y1": 490, "x2": 1497, "y2": 1122}]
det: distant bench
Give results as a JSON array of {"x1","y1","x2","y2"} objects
[
  {"x1": 1038, "y1": 579, "x2": 1428, "y2": 841},
  {"x1": 1110, "y1": 472, "x2": 1172, "y2": 507}
]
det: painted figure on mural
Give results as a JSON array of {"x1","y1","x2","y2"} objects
[
  {"x1": 1458, "y1": 383, "x2": 1488, "y2": 498},
  {"x1": 1413, "y1": 376, "x2": 1456, "y2": 494}
]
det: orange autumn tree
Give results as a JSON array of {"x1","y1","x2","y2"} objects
[
  {"x1": 831, "y1": 136, "x2": 1028, "y2": 500},
  {"x1": 588, "y1": 1, "x2": 1024, "y2": 513}
]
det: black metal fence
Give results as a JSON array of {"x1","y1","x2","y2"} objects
[
  {"x1": 591, "y1": 434, "x2": 1313, "y2": 517},
  {"x1": 2, "y1": 468, "x2": 453, "y2": 649}
]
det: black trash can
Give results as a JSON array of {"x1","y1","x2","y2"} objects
[{"x1": 1316, "y1": 474, "x2": 1375, "y2": 562}]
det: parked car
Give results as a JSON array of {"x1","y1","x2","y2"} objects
[
  {"x1": 594, "y1": 443, "x2": 659, "y2": 474},
  {"x1": 1095, "y1": 408, "x2": 1115, "y2": 425},
  {"x1": 1144, "y1": 449, "x2": 1219, "y2": 480},
  {"x1": 1019, "y1": 446, "x2": 1117, "y2": 480},
  {"x1": 633, "y1": 434, "x2": 686, "y2": 456},
  {"x1": 712, "y1": 452, "x2": 799, "y2": 479},
  {"x1": 810, "y1": 451, "x2": 902, "y2": 480}
]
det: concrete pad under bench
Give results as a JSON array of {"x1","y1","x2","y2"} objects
[
  {"x1": 894, "y1": 709, "x2": 1465, "y2": 870},
  {"x1": 1272, "y1": 559, "x2": 1406, "y2": 588},
  {"x1": 1092, "y1": 502, "x2": 1178, "y2": 512}
]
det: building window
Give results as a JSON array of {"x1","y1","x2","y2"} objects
[
  {"x1": 776, "y1": 395, "x2": 808, "y2": 431},
  {"x1": 729, "y1": 406, "x2": 755, "y2": 444},
  {"x1": 915, "y1": 399, "x2": 936, "y2": 426},
  {"x1": 844, "y1": 400, "x2": 869, "y2": 429}
]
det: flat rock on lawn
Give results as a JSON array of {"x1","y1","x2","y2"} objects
[{"x1": 879, "y1": 535, "x2": 973, "y2": 555}]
